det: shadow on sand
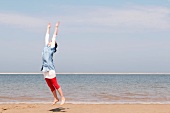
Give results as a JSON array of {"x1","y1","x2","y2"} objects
[{"x1": 49, "y1": 107, "x2": 69, "y2": 112}]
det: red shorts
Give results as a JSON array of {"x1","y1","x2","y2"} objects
[{"x1": 45, "y1": 77, "x2": 60, "y2": 92}]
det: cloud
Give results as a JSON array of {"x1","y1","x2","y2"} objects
[
  {"x1": 0, "y1": 12, "x2": 46, "y2": 31},
  {"x1": 59, "y1": 6, "x2": 170, "y2": 33},
  {"x1": 1, "y1": 5, "x2": 170, "y2": 33}
]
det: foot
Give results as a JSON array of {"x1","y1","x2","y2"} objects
[
  {"x1": 60, "y1": 97, "x2": 65, "y2": 105},
  {"x1": 52, "y1": 98, "x2": 59, "y2": 105}
]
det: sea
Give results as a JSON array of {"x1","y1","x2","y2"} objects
[{"x1": 0, "y1": 73, "x2": 170, "y2": 104}]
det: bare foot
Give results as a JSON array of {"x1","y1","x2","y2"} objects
[
  {"x1": 52, "y1": 98, "x2": 59, "y2": 105},
  {"x1": 60, "y1": 97, "x2": 65, "y2": 105}
]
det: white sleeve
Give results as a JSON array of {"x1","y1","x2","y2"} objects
[
  {"x1": 45, "y1": 34, "x2": 50, "y2": 46},
  {"x1": 51, "y1": 35, "x2": 56, "y2": 48}
]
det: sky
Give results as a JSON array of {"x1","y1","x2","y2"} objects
[{"x1": 0, "y1": 0, "x2": 170, "y2": 73}]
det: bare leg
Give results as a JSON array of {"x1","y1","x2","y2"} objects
[
  {"x1": 45, "y1": 78, "x2": 59, "y2": 105},
  {"x1": 57, "y1": 88, "x2": 65, "y2": 105},
  {"x1": 52, "y1": 90, "x2": 59, "y2": 105}
]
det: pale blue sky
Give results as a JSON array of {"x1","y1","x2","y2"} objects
[{"x1": 0, "y1": 0, "x2": 170, "y2": 73}]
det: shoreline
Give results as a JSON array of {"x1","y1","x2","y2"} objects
[
  {"x1": 1, "y1": 101, "x2": 170, "y2": 105},
  {"x1": 1, "y1": 103, "x2": 170, "y2": 113}
]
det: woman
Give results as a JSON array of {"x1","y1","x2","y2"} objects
[{"x1": 41, "y1": 22, "x2": 65, "y2": 105}]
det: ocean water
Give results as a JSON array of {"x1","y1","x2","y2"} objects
[{"x1": 0, "y1": 74, "x2": 170, "y2": 104}]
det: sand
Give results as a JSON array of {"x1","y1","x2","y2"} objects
[{"x1": 0, "y1": 104, "x2": 170, "y2": 113}]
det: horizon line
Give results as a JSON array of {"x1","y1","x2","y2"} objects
[{"x1": 0, "y1": 72, "x2": 170, "y2": 75}]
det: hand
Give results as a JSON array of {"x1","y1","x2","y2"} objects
[
  {"x1": 55, "y1": 21, "x2": 60, "y2": 27},
  {"x1": 47, "y1": 23, "x2": 51, "y2": 28}
]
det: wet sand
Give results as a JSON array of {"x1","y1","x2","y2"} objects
[{"x1": 0, "y1": 104, "x2": 170, "y2": 113}]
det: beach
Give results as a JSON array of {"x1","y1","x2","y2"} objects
[{"x1": 1, "y1": 104, "x2": 170, "y2": 113}]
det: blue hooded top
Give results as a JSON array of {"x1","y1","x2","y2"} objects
[{"x1": 41, "y1": 46, "x2": 56, "y2": 72}]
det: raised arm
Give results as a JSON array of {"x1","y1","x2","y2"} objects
[
  {"x1": 54, "y1": 21, "x2": 60, "y2": 35},
  {"x1": 45, "y1": 23, "x2": 51, "y2": 46},
  {"x1": 51, "y1": 22, "x2": 60, "y2": 48}
]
